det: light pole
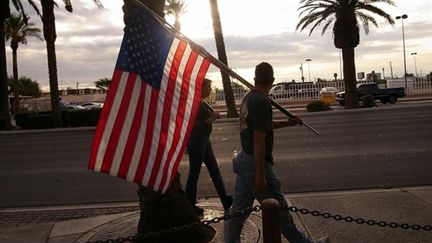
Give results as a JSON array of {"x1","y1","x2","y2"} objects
[
  {"x1": 305, "y1": 58, "x2": 312, "y2": 82},
  {"x1": 411, "y1": 52, "x2": 418, "y2": 77},
  {"x1": 300, "y1": 63, "x2": 305, "y2": 82},
  {"x1": 396, "y1": 14, "x2": 408, "y2": 90},
  {"x1": 339, "y1": 50, "x2": 343, "y2": 81}
]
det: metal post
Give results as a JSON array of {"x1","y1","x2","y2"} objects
[
  {"x1": 306, "y1": 58, "x2": 312, "y2": 82},
  {"x1": 262, "y1": 198, "x2": 282, "y2": 243},
  {"x1": 411, "y1": 52, "x2": 418, "y2": 77},
  {"x1": 396, "y1": 14, "x2": 408, "y2": 90},
  {"x1": 300, "y1": 63, "x2": 304, "y2": 82}
]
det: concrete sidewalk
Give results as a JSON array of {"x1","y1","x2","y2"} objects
[{"x1": 1, "y1": 186, "x2": 431, "y2": 243}]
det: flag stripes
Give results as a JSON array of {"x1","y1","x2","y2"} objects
[{"x1": 89, "y1": 38, "x2": 210, "y2": 192}]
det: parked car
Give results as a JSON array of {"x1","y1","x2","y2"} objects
[
  {"x1": 268, "y1": 84, "x2": 291, "y2": 99},
  {"x1": 80, "y1": 102, "x2": 103, "y2": 109},
  {"x1": 336, "y1": 83, "x2": 406, "y2": 106},
  {"x1": 64, "y1": 104, "x2": 86, "y2": 110},
  {"x1": 297, "y1": 88, "x2": 319, "y2": 98},
  {"x1": 320, "y1": 87, "x2": 339, "y2": 94}
]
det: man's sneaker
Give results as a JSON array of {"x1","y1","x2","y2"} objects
[
  {"x1": 316, "y1": 236, "x2": 330, "y2": 243},
  {"x1": 222, "y1": 196, "x2": 233, "y2": 210}
]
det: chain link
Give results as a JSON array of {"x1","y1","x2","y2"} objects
[{"x1": 87, "y1": 204, "x2": 431, "y2": 243}]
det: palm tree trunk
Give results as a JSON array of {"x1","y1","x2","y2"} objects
[
  {"x1": 209, "y1": 0, "x2": 238, "y2": 118},
  {"x1": 342, "y1": 47, "x2": 358, "y2": 109},
  {"x1": 12, "y1": 45, "x2": 20, "y2": 114},
  {"x1": 130, "y1": 1, "x2": 213, "y2": 242},
  {"x1": 0, "y1": 10, "x2": 13, "y2": 129},
  {"x1": 41, "y1": 0, "x2": 62, "y2": 127}
]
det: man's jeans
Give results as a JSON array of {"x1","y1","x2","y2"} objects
[{"x1": 224, "y1": 150, "x2": 313, "y2": 243}]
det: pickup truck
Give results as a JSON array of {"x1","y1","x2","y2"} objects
[{"x1": 336, "y1": 83, "x2": 406, "y2": 106}]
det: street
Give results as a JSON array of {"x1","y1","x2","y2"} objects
[{"x1": 0, "y1": 101, "x2": 431, "y2": 208}]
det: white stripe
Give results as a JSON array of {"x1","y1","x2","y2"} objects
[
  {"x1": 153, "y1": 47, "x2": 193, "y2": 190},
  {"x1": 142, "y1": 38, "x2": 190, "y2": 185},
  {"x1": 162, "y1": 54, "x2": 204, "y2": 192},
  {"x1": 94, "y1": 72, "x2": 129, "y2": 171},
  {"x1": 126, "y1": 83, "x2": 152, "y2": 181},
  {"x1": 109, "y1": 76, "x2": 142, "y2": 176}
]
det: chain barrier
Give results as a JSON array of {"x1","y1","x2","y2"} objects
[
  {"x1": 87, "y1": 204, "x2": 431, "y2": 243},
  {"x1": 282, "y1": 204, "x2": 432, "y2": 232}
]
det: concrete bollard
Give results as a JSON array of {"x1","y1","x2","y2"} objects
[{"x1": 262, "y1": 198, "x2": 282, "y2": 243}]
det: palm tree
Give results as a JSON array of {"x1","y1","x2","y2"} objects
[
  {"x1": 209, "y1": 0, "x2": 238, "y2": 117},
  {"x1": 296, "y1": 0, "x2": 395, "y2": 109},
  {"x1": 39, "y1": 0, "x2": 102, "y2": 127},
  {"x1": 0, "y1": 0, "x2": 40, "y2": 130},
  {"x1": 5, "y1": 13, "x2": 43, "y2": 114},
  {"x1": 165, "y1": 0, "x2": 186, "y2": 31},
  {"x1": 94, "y1": 77, "x2": 111, "y2": 92}
]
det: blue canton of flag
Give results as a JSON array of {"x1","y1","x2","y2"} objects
[{"x1": 116, "y1": 2, "x2": 173, "y2": 90}]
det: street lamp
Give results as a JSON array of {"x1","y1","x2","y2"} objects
[
  {"x1": 411, "y1": 52, "x2": 418, "y2": 77},
  {"x1": 300, "y1": 63, "x2": 305, "y2": 82},
  {"x1": 305, "y1": 58, "x2": 312, "y2": 82},
  {"x1": 396, "y1": 14, "x2": 408, "y2": 90}
]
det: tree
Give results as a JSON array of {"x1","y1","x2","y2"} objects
[
  {"x1": 8, "y1": 76, "x2": 41, "y2": 98},
  {"x1": 0, "y1": 0, "x2": 40, "y2": 130},
  {"x1": 5, "y1": 13, "x2": 42, "y2": 114},
  {"x1": 164, "y1": 0, "x2": 186, "y2": 31},
  {"x1": 296, "y1": 0, "x2": 395, "y2": 109},
  {"x1": 94, "y1": 77, "x2": 111, "y2": 92},
  {"x1": 39, "y1": 0, "x2": 102, "y2": 127},
  {"x1": 208, "y1": 0, "x2": 238, "y2": 117}
]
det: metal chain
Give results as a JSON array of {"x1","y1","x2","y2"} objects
[
  {"x1": 87, "y1": 204, "x2": 431, "y2": 243},
  {"x1": 282, "y1": 204, "x2": 432, "y2": 232}
]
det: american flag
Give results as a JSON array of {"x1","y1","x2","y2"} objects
[{"x1": 88, "y1": 0, "x2": 210, "y2": 193}]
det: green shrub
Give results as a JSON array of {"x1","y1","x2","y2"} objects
[
  {"x1": 15, "y1": 111, "x2": 38, "y2": 129},
  {"x1": 15, "y1": 108, "x2": 102, "y2": 129},
  {"x1": 361, "y1": 95, "x2": 376, "y2": 108},
  {"x1": 65, "y1": 110, "x2": 90, "y2": 127},
  {"x1": 87, "y1": 108, "x2": 102, "y2": 126},
  {"x1": 28, "y1": 114, "x2": 56, "y2": 129},
  {"x1": 307, "y1": 100, "x2": 331, "y2": 112}
]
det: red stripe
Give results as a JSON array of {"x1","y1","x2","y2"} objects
[
  {"x1": 100, "y1": 73, "x2": 137, "y2": 173},
  {"x1": 133, "y1": 87, "x2": 159, "y2": 183},
  {"x1": 117, "y1": 81, "x2": 147, "y2": 178},
  {"x1": 88, "y1": 70, "x2": 122, "y2": 170},
  {"x1": 162, "y1": 57, "x2": 211, "y2": 191},
  {"x1": 147, "y1": 41, "x2": 188, "y2": 189}
]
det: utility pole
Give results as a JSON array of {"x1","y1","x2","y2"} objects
[
  {"x1": 300, "y1": 63, "x2": 304, "y2": 82},
  {"x1": 389, "y1": 61, "x2": 394, "y2": 79}
]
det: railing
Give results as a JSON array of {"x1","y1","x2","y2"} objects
[{"x1": 212, "y1": 76, "x2": 432, "y2": 105}]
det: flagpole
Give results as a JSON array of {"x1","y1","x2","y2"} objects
[
  {"x1": 133, "y1": 0, "x2": 319, "y2": 135},
  {"x1": 203, "y1": 55, "x2": 320, "y2": 135}
]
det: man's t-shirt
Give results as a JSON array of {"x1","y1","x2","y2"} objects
[{"x1": 239, "y1": 90, "x2": 274, "y2": 163}]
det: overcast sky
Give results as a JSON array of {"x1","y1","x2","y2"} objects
[{"x1": 5, "y1": 0, "x2": 432, "y2": 91}]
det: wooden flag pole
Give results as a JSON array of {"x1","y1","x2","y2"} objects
[{"x1": 135, "y1": 0, "x2": 319, "y2": 135}]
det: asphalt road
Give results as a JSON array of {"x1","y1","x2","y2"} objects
[{"x1": 0, "y1": 101, "x2": 431, "y2": 208}]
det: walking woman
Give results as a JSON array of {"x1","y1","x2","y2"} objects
[{"x1": 185, "y1": 78, "x2": 232, "y2": 215}]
